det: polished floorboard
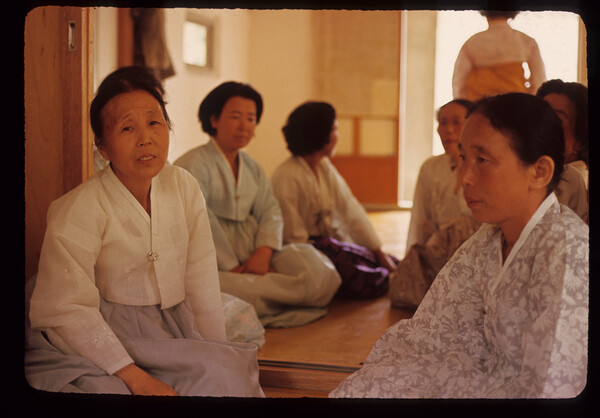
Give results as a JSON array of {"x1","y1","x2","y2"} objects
[{"x1": 258, "y1": 210, "x2": 413, "y2": 398}]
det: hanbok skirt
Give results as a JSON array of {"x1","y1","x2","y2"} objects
[{"x1": 24, "y1": 276, "x2": 265, "y2": 397}]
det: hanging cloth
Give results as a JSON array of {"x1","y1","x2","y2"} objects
[{"x1": 131, "y1": 8, "x2": 175, "y2": 82}]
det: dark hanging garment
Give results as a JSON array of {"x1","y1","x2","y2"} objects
[{"x1": 131, "y1": 8, "x2": 175, "y2": 82}]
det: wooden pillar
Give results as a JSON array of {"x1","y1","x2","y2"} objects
[{"x1": 24, "y1": 6, "x2": 95, "y2": 280}]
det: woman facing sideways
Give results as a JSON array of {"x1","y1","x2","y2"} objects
[
  {"x1": 25, "y1": 66, "x2": 264, "y2": 397},
  {"x1": 330, "y1": 93, "x2": 588, "y2": 398},
  {"x1": 405, "y1": 99, "x2": 475, "y2": 250},
  {"x1": 389, "y1": 99, "x2": 479, "y2": 310},
  {"x1": 272, "y1": 101, "x2": 397, "y2": 299}
]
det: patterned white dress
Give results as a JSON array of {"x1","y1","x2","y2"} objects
[{"x1": 331, "y1": 193, "x2": 588, "y2": 398}]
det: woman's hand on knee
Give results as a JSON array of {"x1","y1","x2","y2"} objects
[
  {"x1": 115, "y1": 363, "x2": 178, "y2": 396},
  {"x1": 243, "y1": 246, "x2": 274, "y2": 275}
]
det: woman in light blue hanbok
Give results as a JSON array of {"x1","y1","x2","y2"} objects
[
  {"x1": 175, "y1": 82, "x2": 341, "y2": 328},
  {"x1": 331, "y1": 93, "x2": 588, "y2": 398}
]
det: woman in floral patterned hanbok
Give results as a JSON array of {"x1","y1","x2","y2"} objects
[{"x1": 330, "y1": 93, "x2": 588, "y2": 398}]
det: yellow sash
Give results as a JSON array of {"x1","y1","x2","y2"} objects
[{"x1": 465, "y1": 62, "x2": 528, "y2": 102}]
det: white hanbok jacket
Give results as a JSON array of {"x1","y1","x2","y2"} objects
[
  {"x1": 271, "y1": 156, "x2": 381, "y2": 251},
  {"x1": 29, "y1": 164, "x2": 226, "y2": 375},
  {"x1": 407, "y1": 153, "x2": 472, "y2": 250}
]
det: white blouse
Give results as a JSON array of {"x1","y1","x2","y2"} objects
[
  {"x1": 29, "y1": 164, "x2": 226, "y2": 374},
  {"x1": 271, "y1": 156, "x2": 381, "y2": 251},
  {"x1": 406, "y1": 153, "x2": 472, "y2": 250}
]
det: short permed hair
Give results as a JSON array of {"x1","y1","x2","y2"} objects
[
  {"x1": 198, "y1": 81, "x2": 263, "y2": 136},
  {"x1": 282, "y1": 101, "x2": 337, "y2": 156}
]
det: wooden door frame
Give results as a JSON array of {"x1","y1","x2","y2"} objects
[{"x1": 24, "y1": 6, "x2": 95, "y2": 280}]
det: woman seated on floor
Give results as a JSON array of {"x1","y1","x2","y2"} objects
[
  {"x1": 174, "y1": 83, "x2": 341, "y2": 328},
  {"x1": 25, "y1": 66, "x2": 264, "y2": 397},
  {"x1": 405, "y1": 99, "x2": 476, "y2": 250},
  {"x1": 330, "y1": 93, "x2": 588, "y2": 398},
  {"x1": 271, "y1": 101, "x2": 397, "y2": 299},
  {"x1": 390, "y1": 99, "x2": 480, "y2": 309}
]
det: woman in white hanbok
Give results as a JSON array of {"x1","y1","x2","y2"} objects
[
  {"x1": 405, "y1": 99, "x2": 475, "y2": 250},
  {"x1": 330, "y1": 93, "x2": 588, "y2": 398},
  {"x1": 175, "y1": 83, "x2": 341, "y2": 328},
  {"x1": 272, "y1": 101, "x2": 397, "y2": 299},
  {"x1": 25, "y1": 67, "x2": 264, "y2": 397},
  {"x1": 392, "y1": 99, "x2": 479, "y2": 309}
]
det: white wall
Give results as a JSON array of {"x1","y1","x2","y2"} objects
[
  {"x1": 93, "y1": 7, "x2": 118, "y2": 92},
  {"x1": 245, "y1": 10, "x2": 316, "y2": 177}
]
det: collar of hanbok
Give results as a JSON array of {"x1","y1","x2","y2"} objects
[
  {"x1": 209, "y1": 138, "x2": 244, "y2": 187},
  {"x1": 101, "y1": 164, "x2": 160, "y2": 221},
  {"x1": 490, "y1": 192, "x2": 558, "y2": 293},
  {"x1": 101, "y1": 164, "x2": 161, "y2": 252},
  {"x1": 295, "y1": 155, "x2": 321, "y2": 182}
]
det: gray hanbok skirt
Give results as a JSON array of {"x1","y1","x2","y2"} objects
[{"x1": 24, "y1": 276, "x2": 264, "y2": 397}]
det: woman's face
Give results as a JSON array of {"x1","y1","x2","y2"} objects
[
  {"x1": 458, "y1": 112, "x2": 535, "y2": 228},
  {"x1": 97, "y1": 89, "x2": 169, "y2": 192},
  {"x1": 211, "y1": 96, "x2": 258, "y2": 154},
  {"x1": 437, "y1": 102, "x2": 468, "y2": 162},
  {"x1": 542, "y1": 93, "x2": 577, "y2": 163}
]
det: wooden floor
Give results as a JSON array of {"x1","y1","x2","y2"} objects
[{"x1": 257, "y1": 209, "x2": 413, "y2": 397}]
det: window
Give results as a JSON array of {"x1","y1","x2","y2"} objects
[{"x1": 183, "y1": 15, "x2": 213, "y2": 69}]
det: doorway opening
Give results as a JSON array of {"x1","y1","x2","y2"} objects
[{"x1": 431, "y1": 10, "x2": 583, "y2": 155}]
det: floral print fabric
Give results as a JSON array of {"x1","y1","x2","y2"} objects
[{"x1": 331, "y1": 196, "x2": 588, "y2": 398}]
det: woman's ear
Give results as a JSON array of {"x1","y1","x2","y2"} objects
[
  {"x1": 95, "y1": 137, "x2": 110, "y2": 161},
  {"x1": 529, "y1": 155, "x2": 555, "y2": 190},
  {"x1": 210, "y1": 114, "x2": 219, "y2": 130}
]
